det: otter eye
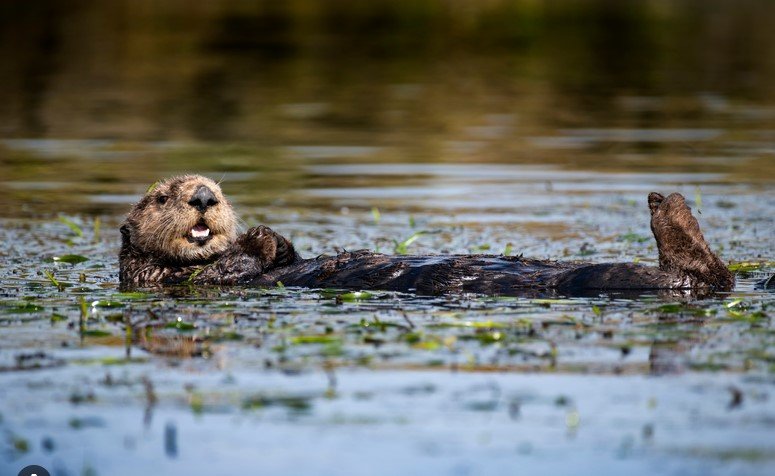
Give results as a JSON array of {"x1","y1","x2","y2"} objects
[{"x1": 156, "y1": 195, "x2": 169, "y2": 205}]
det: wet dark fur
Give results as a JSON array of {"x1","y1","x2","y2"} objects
[{"x1": 120, "y1": 175, "x2": 735, "y2": 295}]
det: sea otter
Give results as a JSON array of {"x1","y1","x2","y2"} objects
[{"x1": 119, "y1": 175, "x2": 736, "y2": 295}]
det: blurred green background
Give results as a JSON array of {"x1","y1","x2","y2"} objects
[
  {"x1": 0, "y1": 0, "x2": 773, "y2": 218},
  {"x1": 2, "y1": 0, "x2": 774, "y2": 140}
]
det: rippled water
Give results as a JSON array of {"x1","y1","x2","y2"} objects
[{"x1": 1, "y1": 1, "x2": 775, "y2": 475}]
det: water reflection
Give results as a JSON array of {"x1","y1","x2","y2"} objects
[{"x1": 1, "y1": 0, "x2": 774, "y2": 144}]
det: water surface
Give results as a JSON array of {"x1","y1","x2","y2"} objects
[{"x1": 1, "y1": 1, "x2": 774, "y2": 475}]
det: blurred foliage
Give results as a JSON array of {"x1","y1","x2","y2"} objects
[
  {"x1": 0, "y1": 0, "x2": 774, "y2": 140},
  {"x1": 0, "y1": 0, "x2": 773, "y2": 216}
]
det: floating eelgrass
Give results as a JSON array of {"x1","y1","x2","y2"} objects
[
  {"x1": 694, "y1": 186, "x2": 703, "y2": 214},
  {"x1": 81, "y1": 329, "x2": 112, "y2": 337},
  {"x1": 618, "y1": 232, "x2": 650, "y2": 243},
  {"x1": 242, "y1": 394, "x2": 313, "y2": 412},
  {"x1": 393, "y1": 231, "x2": 427, "y2": 254},
  {"x1": 728, "y1": 261, "x2": 774, "y2": 273},
  {"x1": 291, "y1": 335, "x2": 342, "y2": 345},
  {"x1": 50, "y1": 254, "x2": 89, "y2": 264},
  {"x1": 43, "y1": 270, "x2": 69, "y2": 291},
  {"x1": 90, "y1": 300, "x2": 124, "y2": 308},
  {"x1": 93, "y1": 217, "x2": 101, "y2": 243},
  {"x1": 336, "y1": 291, "x2": 375, "y2": 302},
  {"x1": 5, "y1": 302, "x2": 44, "y2": 314},
  {"x1": 58, "y1": 215, "x2": 84, "y2": 237},
  {"x1": 165, "y1": 317, "x2": 196, "y2": 331}
]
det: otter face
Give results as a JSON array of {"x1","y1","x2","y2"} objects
[{"x1": 123, "y1": 175, "x2": 237, "y2": 263}]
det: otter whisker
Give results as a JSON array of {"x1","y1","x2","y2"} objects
[{"x1": 235, "y1": 216, "x2": 250, "y2": 234}]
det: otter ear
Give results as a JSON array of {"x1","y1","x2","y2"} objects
[
  {"x1": 120, "y1": 224, "x2": 133, "y2": 243},
  {"x1": 648, "y1": 192, "x2": 665, "y2": 216},
  {"x1": 119, "y1": 224, "x2": 134, "y2": 249}
]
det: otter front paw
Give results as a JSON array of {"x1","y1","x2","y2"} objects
[{"x1": 239, "y1": 226, "x2": 297, "y2": 269}]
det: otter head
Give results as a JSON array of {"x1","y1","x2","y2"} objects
[{"x1": 121, "y1": 175, "x2": 237, "y2": 263}]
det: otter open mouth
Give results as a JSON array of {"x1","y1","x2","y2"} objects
[{"x1": 187, "y1": 222, "x2": 213, "y2": 245}]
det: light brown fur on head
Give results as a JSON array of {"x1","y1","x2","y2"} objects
[{"x1": 122, "y1": 175, "x2": 237, "y2": 263}]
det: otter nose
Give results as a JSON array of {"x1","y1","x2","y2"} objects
[{"x1": 188, "y1": 185, "x2": 219, "y2": 212}]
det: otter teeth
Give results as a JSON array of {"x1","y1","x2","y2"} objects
[{"x1": 191, "y1": 225, "x2": 210, "y2": 238}]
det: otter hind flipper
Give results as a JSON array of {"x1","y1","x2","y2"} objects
[{"x1": 648, "y1": 192, "x2": 734, "y2": 290}]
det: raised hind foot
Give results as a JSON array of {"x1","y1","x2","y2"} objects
[{"x1": 648, "y1": 192, "x2": 734, "y2": 290}]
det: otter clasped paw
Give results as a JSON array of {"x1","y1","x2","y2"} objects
[{"x1": 239, "y1": 225, "x2": 298, "y2": 269}]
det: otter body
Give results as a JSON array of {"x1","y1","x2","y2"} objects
[
  {"x1": 253, "y1": 252, "x2": 681, "y2": 296},
  {"x1": 119, "y1": 175, "x2": 734, "y2": 295}
]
